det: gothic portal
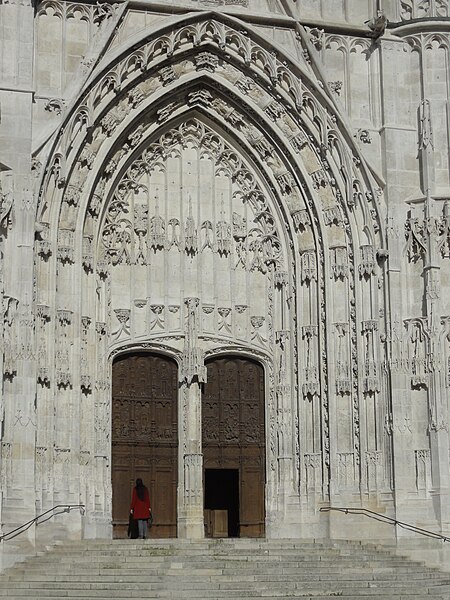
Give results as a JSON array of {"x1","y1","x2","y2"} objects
[{"x1": 1, "y1": 0, "x2": 450, "y2": 570}]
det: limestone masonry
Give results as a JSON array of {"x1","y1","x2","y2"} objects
[{"x1": 1, "y1": 0, "x2": 450, "y2": 570}]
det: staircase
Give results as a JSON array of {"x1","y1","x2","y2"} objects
[{"x1": 0, "y1": 538, "x2": 449, "y2": 599}]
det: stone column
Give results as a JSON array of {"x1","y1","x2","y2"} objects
[
  {"x1": 379, "y1": 38, "x2": 417, "y2": 520},
  {"x1": 0, "y1": 0, "x2": 36, "y2": 558},
  {"x1": 419, "y1": 101, "x2": 450, "y2": 532},
  {"x1": 177, "y1": 298, "x2": 205, "y2": 538}
]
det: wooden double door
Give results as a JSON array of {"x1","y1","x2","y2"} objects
[
  {"x1": 111, "y1": 353, "x2": 265, "y2": 538},
  {"x1": 111, "y1": 353, "x2": 178, "y2": 538}
]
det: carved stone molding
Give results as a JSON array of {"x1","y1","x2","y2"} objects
[
  {"x1": 112, "y1": 309, "x2": 131, "y2": 338},
  {"x1": 330, "y1": 246, "x2": 348, "y2": 280},
  {"x1": 300, "y1": 251, "x2": 317, "y2": 283},
  {"x1": 405, "y1": 202, "x2": 450, "y2": 262},
  {"x1": 57, "y1": 229, "x2": 75, "y2": 264},
  {"x1": 359, "y1": 245, "x2": 376, "y2": 277},
  {"x1": 400, "y1": 0, "x2": 449, "y2": 20}
]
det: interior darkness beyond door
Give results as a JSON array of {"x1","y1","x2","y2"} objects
[
  {"x1": 205, "y1": 469, "x2": 240, "y2": 537},
  {"x1": 111, "y1": 353, "x2": 178, "y2": 538},
  {"x1": 202, "y1": 356, "x2": 265, "y2": 537}
]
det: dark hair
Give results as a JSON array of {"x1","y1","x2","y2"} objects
[{"x1": 135, "y1": 478, "x2": 146, "y2": 501}]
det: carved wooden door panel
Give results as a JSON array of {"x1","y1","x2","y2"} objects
[
  {"x1": 202, "y1": 356, "x2": 265, "y2": 537},
  {"x1": 112, "y1": 353, "x2": 178, "y2": 538}
]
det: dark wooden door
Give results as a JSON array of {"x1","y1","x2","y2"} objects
[
  {"x1": 202, "y1": 356, "x2": 265, "y2": 537},
  {"x1": 112, "y1": 353, "x2": 178, "y2": 538}
]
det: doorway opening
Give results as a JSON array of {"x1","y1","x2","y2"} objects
[
  {"x1": 202, "y1": 356, "x2": 265, "y2": 537},
  {"x1": 204, "y1": 468, "x2": 240, "y2": 537}
]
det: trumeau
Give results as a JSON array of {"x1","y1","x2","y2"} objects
[{"x1": 0, "y1": 0, "x2": 450, "y2": 571}]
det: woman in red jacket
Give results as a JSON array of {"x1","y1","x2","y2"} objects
[{"x1": 130, "y1": 478, "x2": 151, "y2": 539}]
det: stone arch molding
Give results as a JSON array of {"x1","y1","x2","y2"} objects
[{"x1": 34, "y1": 11, "x2": 390, "y2": 534}]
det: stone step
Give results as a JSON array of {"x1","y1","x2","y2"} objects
[
  {"x1": 13, "y1": 548, "x2": 435, "y2": 563},
  {"x1": 2, "y1": 571, "x2": 448, "y2": 583},
  {"x1": 0, "y1": 590, "x2": 449, "y2": 600},
  {"x1": 0, "y1": 578, "x2": 448, "y2": 590},
  {"x1": 10, "y1": 555, "x2": 436, "y2": 567},
  {"x1": 47, "y1": 541, "x2": 399, "y2": 555},
  {"x1": 1, "y1": 538, "x2": 448, "y2": 599},
  {"x1": 6, "y1": 561, "x2": 438, "y2": 569},
  {"x1": 7, "y1": 566, "x2": 442, "y2": 580}
]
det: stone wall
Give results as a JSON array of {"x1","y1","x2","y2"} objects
[{"x1": 0, "y1": 0, "x2": 449, "y2": 570}]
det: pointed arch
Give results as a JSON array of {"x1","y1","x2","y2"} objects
[{"x1": 33, "y1": 11, "x2": 391, "y2": 534}]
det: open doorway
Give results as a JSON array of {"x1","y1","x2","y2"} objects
[
  {"x1": 202, "y1": 356, "x2": 265, "y2": 537},
  {"x1": 204, "y1": 469, "x2": 240, "y2": 537}
]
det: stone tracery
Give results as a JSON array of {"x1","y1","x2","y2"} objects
[{"x1": 28, "y1": 10, "x2": 390, "y2": 538}]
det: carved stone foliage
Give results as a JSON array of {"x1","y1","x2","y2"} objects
[
  {"x1": 43, "y1": 16, "x2": 308, "y2": 172},
  {"x1": 36, "y1": 223, "x2": 52, "y2": 259},
  {"x1": 112, "y1": 309, "x2": 131, "y2": 339},
  {"x1": 405, "y1": 202, "x2": 450, "y2": 261},
  {"x1": 356, "y1": 129, "x2": 372, "y2": 145}
]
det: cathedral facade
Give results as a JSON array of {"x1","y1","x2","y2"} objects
[{"x1": 1, "y1": 0, "x2": 450, "y2": 567}]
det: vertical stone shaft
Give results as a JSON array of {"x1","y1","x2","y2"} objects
[
  {"x1": 178, "y1": 298, "x2": 204, "y2": 537},
  {"x1": 0, "y1": 0, "x2": 36, "y2": 532},
  {"x1": 420, "y1": 101, "x2": 450, "y2": 531}
]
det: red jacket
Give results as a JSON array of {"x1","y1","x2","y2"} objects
[{"x1": 130, "y1": 486, "x2": 151, "y2": 520}]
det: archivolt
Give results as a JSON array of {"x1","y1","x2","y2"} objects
[
  {"x1": 33, "y1": 11, "x2": 389, "y2": 487},
  {"x1": 36, "y1": 11, "x2": 384, "y2": 251}
]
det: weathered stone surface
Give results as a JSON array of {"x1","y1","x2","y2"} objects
[{"x1": 1, "y1": 0, "x2": 450, "y2": 571}]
